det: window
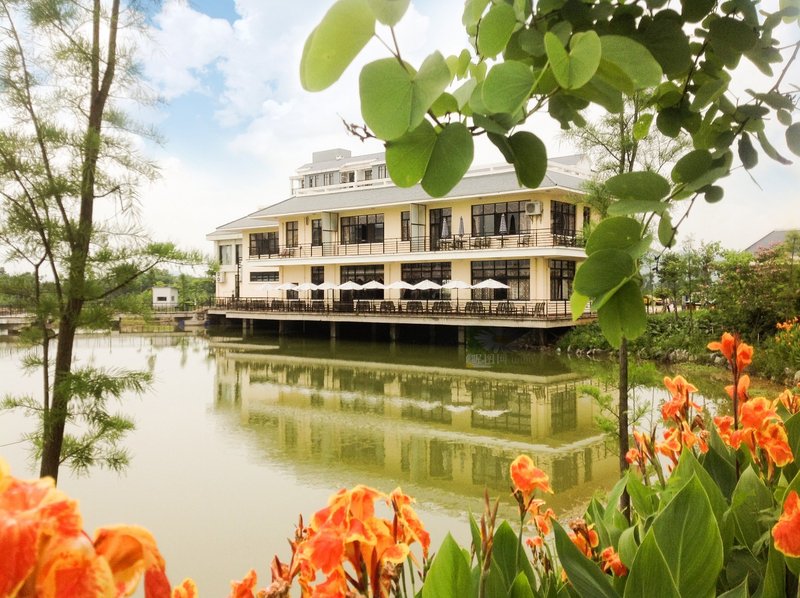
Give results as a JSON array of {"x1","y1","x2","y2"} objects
[
  {"x1": 286, "y1": 221, "x2": 298, "y2": 248},
  {"x1": 550, "y1": 259, "x2": 575, "y2": 301},
  {"x1": 311, "y1": 219, "x2": 322, "y2": 246},
  {"x1": 471, "y1": 201, "x2": 527, "y2": 237},
  {"x1": 340, "y1": 214, "x2": 384, "y2": 244},
  {"x1": 311, "y1": 266, "x2": 325, "y2": 300},
  {"x1": 401, "y1": 211, "x2": 410, "y2": 241},
  {"x1": 156, "y1": 296, "x2": 167, "y2": 302},
  {"x1": 322, "y1": 171, "x2": 335, "y2": 185},
  {"x1": 341, "y1": 171, "x2": 354, "y2": 183},
  {"x1": 551, "y1": 201, "x2": 576, "y2": 237},
  {"x1": 551, "y1": 386, "x2": 577, "y2": 433},
  {"x1": 364, "y1": 169, "x2": 373, "y2": 181},
  {"x1": 471, "y1": 260, "x2": 530, "y2": 301},
  {"x1": 218, "y1": 244, "x2": 234, "y2": 265},
  {"x1": 583, "y1": 206, "x2": 591, "y2": 229},
  {"x1": 376, "y1": 164, "x2": 388, "y2": 179},
  {"x1": 249, "y1": 271, "x2": 279, "y2": 282},
  {"x1": 401, "y1": 262, "x2": 451, "y2": 299},
  {"x1": 430, "y1": 208, "x2": 452, "y2": 248},
  {"x1": 249, "y1": 232, "x2": 278, "y2": 257},
  {"x1": 340, "y1": 265, "x2": 384, "y2": 300}
]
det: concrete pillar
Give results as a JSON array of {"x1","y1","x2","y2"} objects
[
  {"x1": 242, "y1": 318, "x2": 248, "y2": 336},
  {"x1": 330, "y1": 321, "x2": 337, "y2": 339},
  {"x1": 278, "y1": 320, "x2": 286, "y2": 336},
  {"x1": 458, "y1": 326, "x2": 466, "y2": 345},
  {"x1": 389, "y1": 323, "x2": 397, "y2": 342}
]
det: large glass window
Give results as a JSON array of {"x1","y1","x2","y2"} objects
[
  {"x1": 218, "y1": 244, "x2": 234, "y2": 265},
  {"x1": 430, "y1": 208, "x2": 452, "y2": 249},
  {"x1": 401, "y1": 211, "x2": 410, "y2": 241},
  {"x1": 551, "y1": 201, "x2": 577, "y2": 237},
  {"x1": 286, "y1": 221, "x2": 298, "y2": 247},
  {"x1": 340, "y1": 265, "x2": 384, "y2": 300},
  {"x1": 249, "y1": 271, "x2": 278, "y2": 282},
  {"x1": 550, "y1": 259, "x2": 575, "y2": 301},
  {"x1": 341, "y1": 214, "x2": 384, "y2": 244},
  {"x1": 471, "y1": 260, "x2": 530, "y2": 300},
  {"x1": 376, "y1": 164, "x2": 387, "y2": 179},
  {"x1": 311, "y1": 266, "x2": 324, "y2": 300},
  {"x1": 400, "y1": 262, "x2": 451, "y2": 299},
  {"x1": 471, "y1": 201, "x2": 528, "y2": 237},
  {"x1": 249, "y1": 232, "x2": 278, "y2": 257},
  {"x1": 311, "y1": 219, "x2": 322, "y2": 246}
]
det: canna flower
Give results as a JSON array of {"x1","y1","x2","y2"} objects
[
  {"x1": 229, "y1": 569, "x2": 261, "y2": 598},
  {"x1": 778, "y1": 389, "x2": 800, "y2": 414},
  {"x1": 567, "y1": 519, "x2": 599, "y2": 559},
  {"x1": 739, "y1": 397, "x2": 777, "y2": 430},
  {"x1": 725, "y1": 374, "x2": 751, "y2": 402},
  {"x1": 625, "y1": 448, "x2": 641, "y2": 465},
  {"x1": 390, "y1": 487, "x2": 431, "y2": 559},
  {"x1": 527, "y1": 498, "x2": 556, "y2": 536},
  {"x1": 736, "y1": 342, "x2": 754, "y2": 371},
  {"x1": 601, "y1": 547, "x2": 628, "y2": 577},
  {"x1": 708, "y1": 332, "x2": 735, "y2": 361},
  {"x1": 510, "y1": 455, "x2": 552, "y2": 497},
  {"x1": 172, "y1": 579, "x2": 199, "y2": 598},
  {"x1": 759, "y1": 423, "x2": 793, "y2": 469},
  {"x1": 661, "y1": 376, "x2": 702, "y2": 425},
  {"x1": 773, "y1": 491, "x2": 800, "y2": 558}
]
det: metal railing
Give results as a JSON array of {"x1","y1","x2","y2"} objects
[
  {"x1": 212, "y1": 297, "x2": 592, "y2": 321},
  {"x1": 247, "y1": 229, "x2": 585, "y2": 261}
]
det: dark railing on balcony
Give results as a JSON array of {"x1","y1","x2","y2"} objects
[
  {"x1": 247, "y1": 228, "x2": 585, "y2": 260},
  {"x1": 212, "y1": 297, "x2": 592, "y2": 321}
]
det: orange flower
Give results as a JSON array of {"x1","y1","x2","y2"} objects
[
  {"x1": 93, "y1": 524, "x2": 168, "y2": 597},
  {"x1": 773, "y1": 491, "x2": 800, "y2": 558},
  {"x1": 229, "y1": 569, "x2": 260, "y2": 598},
  {"x1": 725, "y1": 374, "x2": 751, "y2": 401},
  {"x1": 714, "y1": 416, "x2": 737, "y2": 447},
  {"x1": 737, "y1": 343, "x2": 754, "y2": 371},
  {"x1": 740, "y1": 397, "x2": 778, "y2": 431},
  {"x1": 601, "y1": 547, "x2": 628, "y2": 577},
  {"x1": 661, "y1": 376, "x2": 701, "y2": 424},
  {"x1": 510, "y1": 455, "x2": 552, "y2": 497},
  {"x1": 390, "y1": 487, "x2": 431, "y2": 559},
  {"x1": 567, "y1": 520, "x2": 598, "y2": 558},
  {"x1": 778, "y1": 389, "x2": 800, "y2": 414},
  {"x1": 708, "y1": 332, "x2": 735, "y2": 360},
  {"x1": 625, "y1": 448, "x2": 640, "y2": 464},
  {"x1": 759, "y1": 423, "x2": 793, "y2": 469},
  {"x1": 172, "y1": 579, "x2": 198, "y2": 598}
]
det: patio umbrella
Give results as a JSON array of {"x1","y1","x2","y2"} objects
[
  {"x1": 297, "y1": 282, "x2": 319, "y2": 292},
  {"x1": 386, "y1": 280, "x2": 415, "y2": 290},
  {"x1": 261, "y1": 282, "x2": 278, "y2": 297},
  {"x1": 413, "y1": 279, "x2": 442, "y2": 290},
  {"x1": 336, "y1": 281, "x2": 363, "y2": 291},
  {"x1": 458, "y1": 216, "x2": 465, "y2": 236},
  {"x1": 440, "y1": 218, "x2": 450, "y2": 239},
  {"x1": 276, "y1": 282, "x2": 299, "y2": 291},
  {"x1": 361, "y1": 280, "x2": 386, "y2": 290},
  {"x1": 472, "y1": 278, "x2": 510, "y2": 289},
  {"x1": 499, "y1": 213, "x2": 508, "y2": 235},
  {"x1": 442, "y1": 279, "x2": 471, "y2": 304},
  {"x1": 316, "y1": 281, "x2": 336, "y2": 303}
]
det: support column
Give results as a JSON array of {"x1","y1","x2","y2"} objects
[
  {"x1": 330, "y1": 321, "x2": 338, "y2": 339},
  {"x1": 242, "y1": 318, "x2": 248, "y2": 336},
  {"x1": 278, "y1": 320, "x2": 286, "y2": 336},
  {"x1": 458, "y1": 326, "x2": 466, "y2": 345},
  {"x1": 389, "y1": 323, "x2": 398, "y2": 343}
]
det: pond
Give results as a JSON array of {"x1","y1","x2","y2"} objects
[{"x1": 0, "y1": 332, "x2": 673, "y2": 594}]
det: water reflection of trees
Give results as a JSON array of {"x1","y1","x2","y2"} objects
[{"x1": 213, "y1": 352, "x2": 618, "y2": 511}]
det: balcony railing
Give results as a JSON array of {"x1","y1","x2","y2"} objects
[
  {"x1": 248, "y1": 229, "x2": 585, "y2": 260},
  {"x1": 212, "y1": 297, "x2": 592, "y2": 321}
]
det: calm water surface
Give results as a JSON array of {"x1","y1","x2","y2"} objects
[{"x1": 0, "y1": 333, "x2": 637, "y2": 595}]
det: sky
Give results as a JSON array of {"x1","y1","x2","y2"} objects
[{"x1": 134, "y1": 0, "x2": 800, "y2": 256}]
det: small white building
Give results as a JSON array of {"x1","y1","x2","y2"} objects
[{"x1": 152, "y1": 286, "x2": 179, "y2": 308}]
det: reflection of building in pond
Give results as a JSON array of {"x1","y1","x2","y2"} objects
[{"x1": 214, "y1": 351, "x2": 617, "y2": 510}]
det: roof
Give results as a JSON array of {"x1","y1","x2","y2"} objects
[
  {"x1": 254, "y1": 164, "x2": 588, "y2": 219},
  {"x1": 206, "y1": 213, "x2": 278, "y2": 240},
  {"x1": 745, "y1": 230, "x2": 798, "y2": 254},
  {"x1": 295, "y1": 151, "x2": 385, "y2": 174}
]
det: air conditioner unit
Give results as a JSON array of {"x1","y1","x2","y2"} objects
[
  {"x1": 525, "y1": 201, "x2": 544, "y2": 216},
  {"x1": 215, "y1": 272, "x2": 226, "y2": 283}
]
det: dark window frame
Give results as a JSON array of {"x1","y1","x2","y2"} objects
[
  {"x1": 471, "y1": 201, "x2": 526, "y2": 237},
  {"x1": 470, "y1": 259, "x2": 530, "y2": 301},
  {"x1": 549, "y1": 259, "x2": 575, "y2": 301},
  {"x1": 311, "y1": 219, "x2": 322, "y2": 246},
  {"x1": 249, "y1": 271, "x2": 279, "y2": 282},
  {"x1": 286, "y1": 221, "x2": 299, "y2": 248},
  {"x1": 551, "y1": 201, "x2": 577, "y2": 237},
  {"x1": 340, "y1": 214, "x2": 384, "y2": 245},
  {"x1": 249, "y1": 232, "x2": 278, "y2": 257}
]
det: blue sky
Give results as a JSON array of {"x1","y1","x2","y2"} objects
[{"x1": 136, "y1": 0, "x2": 800, "y2": 254}]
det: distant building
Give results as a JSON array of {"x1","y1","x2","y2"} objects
[
  {"x1": 152, "y1": 286, "x2": 178, "y2": 308},
  {"x1": 745, "y1": 230, "x2": 799, "y2": 255}
]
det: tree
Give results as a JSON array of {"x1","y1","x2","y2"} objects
[
  {"x1": 300, "y1": 0, "x2": 799, "y2": 349},
  {"x1": 0, "y1": 1, "x2": 197, "y2": 483}
]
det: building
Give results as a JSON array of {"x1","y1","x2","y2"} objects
[
  {"x1": 745, "y1": 230, "x2": 799, "y2": 256},
  {"x1": 151, "y1": 286, "x2": 178, "y2": 309},
  {"x1": 207, "y1": 148, "x2": 596, "y2": 337}
]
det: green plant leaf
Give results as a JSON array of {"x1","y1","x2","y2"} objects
[
  {"x1": 422, "y1": 533, "x2": 472, "y2": 598},
  {"x1": 786, "y1": 122, "x2": 800, "y2": 157},
  {"x1": 633, "y1": 113, "x2": 653, "y2": 141},
  {"x1": 624, "y1": 530, "x2": 680, "y2": 598},
  {"x1": 410, "y1": 52, "x2": 452, "y2": 128},
  {"x1": 757, "y1": 538, "x2": 786, "y2": 597},
  {"x1": 469, "y1": 511, "x2": 482, "y2": 563},
  {"x1": 651, "y1": 476, "x2": 724, "y2": 598},
  {"x1": 509, "y1": 572, "x2": 535, "y2": 598},
  {"x1": 618, "y1": 526, "x2": 639, "y2": 569},
  {"x1": 545, "y1": 30, "x2": 602, "y2": 90},
  {"x1": 421, "y1": 123, "x2": 474, "y2": 197},
  {"x1": 359, "y1": 58, "x2": 414, "y2": 140},
  {"x1": 463, "y1": 0, "x2": 491, "y2": 27},
  {"x1": 738, "y1": 133, "x2": 758, "y2": 170},
  {"x1": 599, "y1": 35, "x2": 662, "y2": 91},
  {"x1": 482, "y1": 61, "x2": 535, "y2": 114},
  {"x1": 703, "y1": 186, "x2": 725, "y2": 203},
  {"x1": 671, "y1": 149, "x2": 713, "y2": 184},
  {"x1": 553, "y1": 520, "x2": 618, "y2": 598},
  {"x1": 300, "y1": 0, "x2": 375, "y2": 91},
  {"x1": 658, "y1": 212, "x2": 675, "y2": 248},
  {"x1": 597, "y1": 280, "x2": 647, "y2": 348},
  {"x1": 508, "y1": 131, "x2": 547, "y2": 189},
  {"x1": 627, "y1": 471, "x2": 658, "y2": 518},
  {"x1": 573, "y1": 249, "x2": 635, "y2": 297},
  {"x1": 681, "y1": 0, "x2": 715, "y2": 22},
  {"x1": 584, "y1": 217, "x2": 643, "y2": 256},
  {"x1": 385, "y1": 120, "x2": 437, "y2": 187},
  {"x1": 607, "y1": 199, "x2": 669, "y2": 216},
  {"x1": 638, "y1": 18, "x2": 692, "y2": 77},
  {"x1": 730, "y1": 466, "x2": 774, "y2": 553},
  {"x1": 708, "y1": 17, "x2": 758, "y2": 55},
  {"x1": 477, "y1": 3, "x2": 517, "y2": 58},
  {"x1": 366, "y1": 0, "x2": 409, "y2": 25},
  {"x1": 493, "y1": 520, "x2": 537, "y2": 592},
  {"x1": 662, "y1": 450, "x2": 728, "y2": 528},
  {"x1": 570, "y1": 290, "x2": 590, "y2": 320},
  {"x1": 605, "y1": 171, "x2": 671, "y2": 202}
]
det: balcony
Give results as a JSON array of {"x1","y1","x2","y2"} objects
[{"x1": 248, "y1": 229, "x2": 585, "y2": 261}]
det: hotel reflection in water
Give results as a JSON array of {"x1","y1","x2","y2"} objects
[{"x1": 212, "y1": 348, "x2": 618, "y2": 513}]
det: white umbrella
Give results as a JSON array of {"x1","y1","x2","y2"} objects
[
  {"x1": 499, "y1": 213, "x2": 508, "y2": 235},
  {"x1": 336, "y1": 281, "x2": 363, "y2": 291},
  {"x1": 473, "y1": 278, "x2": 510, "y2": 289},
  {"x1": 413, "y1": 279, "x2": 442, "y2": 290},
  {"x1": 361, "y1": 280, "x2": 386, "y2": 290},
  {"x1": 458, "y1": 216, "x2": 465, "y2": 236},
  {"x1": 442, "y1": 280, "x2": 471, "y2": 290},
  {"x1": 316, "y1": 282, "x2": 336, "y2": 291},
  {"x1": 261, "y1": 282, "x2": 279, "y2": 295},
  {"x1": 297, "y1": 282, "x2": 319, "y2": 292},
  {"x1": 276, "y1": 282, "x2": 299, "y2": 291},
  {"x1": 440, "y1": 218, "x2": 450, "y2": 239},
  {"x1": 386, "y1": 280, "x2": 415, "y2": 290}
]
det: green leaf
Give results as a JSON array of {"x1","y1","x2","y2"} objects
[
  {"x1": 785, "y1": 123, "x2": 800, "y2": 157},
  {"x1": 574, "y1": 249, "x2": 635, "y2": 297},
  {"x1": 545, "y1": 31, "x2": 602, "y2": 90},
  {"x1": 661, "y1": 450, "x2": 729, "y2": 527},
  {"x1": 633, "y1": 113, "x2": 653, "y2": 141},
  {"x1": 606, "y1": 171, "x2": 671, "y2": 202},
  {"x1": 367, "y1": 0, "x2": 409, "y2": 25},
  {"x1": 738, "y1": 134, "x2": 758, "y2": 170},
  {"x1": 681, "y1": 0, "x2": 715, "y2": 22},
  {"x1": 385, "y1": 120, "x2": 437, "y2": 187},
  {"x1": 570, "y1": 290, "x2": 590, "y2": 320},
  {"x1": 756, "y1": 130, "x2": 792, "y2": 165},
  {"x1": 709, "y1": 17, "x2": 758, "y2": 55},
  {"x1": 553, "y1": 520, "x2": 618, "y2": 598},
  {"x1": 703, "y1": 186, "x2": 724, "y2": 203},
  {"x1": 477, "y1": 3, "x2": 517, "y2": 58},
  {"x1": 463, "y1": 0, "x2": 491, "y2": 27},
  {"x1": 638, "y1": 18, "x2": 692, "y2": 77},
  {"x1": 410, "y1": 52, "x2": 452, "y2": 127},
  {"x1": 624, "y1": 531, "x2": 680, "y2": 598},
  {"x1": 508, "y1": 131, "x2": 547, "y2": 189},
  {"x1": 493, "y1": 521, "x2": 537, "y2": 591},
  {"x1": 300, "y1": 0, "x2": 375, "y2": 91},
  {"x1": 599, "y1": 35, "x2": 662, "y2": 92},
  {"x1": 717, "y1": 577, "x2": 749, "y2": 598},
  {"x1": 359, "y1": 58, "x2": 414, "y2": 140},
  {"x1": 422, "y1": 533, "x2": 472, "y2": 598},
  {"x1": 607, "y1": 199, "x2": 668, "y2": 217},
  {"x1": 702, "y1": 443, "x2": 736, "y2": 500},
  {"x1": 671, "y1": 149, "x2": 713, "y2": 185},
  {"x1": 757, "y1": 538, "x2": 786, "y2": 597},
  {"x1": 618, "y1": 526, "x2": 638, "y2": 570},
  {"x1": 627, "y1": 471, "x2": 658, "y2": 517},
  {"x1": 731, "y1": 466, "x2": 774, "y2": 552},
  {"x1": 652, "y1": 476, "x2": 724, "y2": 598},
  {"x1": 482, "y1": 61, "x2": 534, "y2": 114},
  {"x1": 597, "y1": 280, "x2": 647, "y2": 348},
  {"x1": 691, "y1": 77, "x2": 729, "y2": 111},
  {"x1": 421, "y1": 123, "x2": 474, "y2": 197},
  {"x1": 658, "y1": 213, "x2": 675, "y2": 248},
  {"x1": 657, "y1": 108, "x2": 682, "y2": 138},
  {"x1": 509, "y1": 572, "x2": 535, "y2": 598},
  {"x1": 585, "y1": 217, "x2": 643, "y2": 256},
  {"x1": 469, "y1": 512, "x2": 482, "y2": 563}
]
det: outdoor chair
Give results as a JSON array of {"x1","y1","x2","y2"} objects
[{"x1": 407, "y1": 301, "x2": 423, "y2": 313}]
